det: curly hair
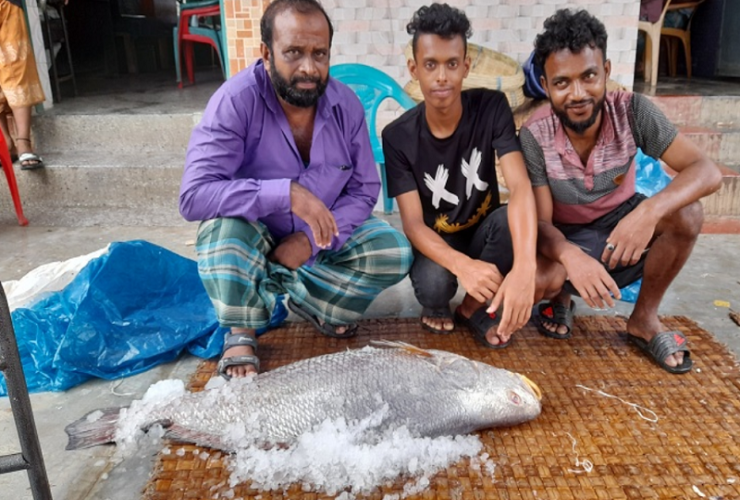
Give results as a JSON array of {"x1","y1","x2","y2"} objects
[
  {"x1": 261, "y1": 0, "x2": 334, "y2": 50},
  {"x1": 534, "y1": 9, "x2": 608, "y2": 76},
  {"x1": 406, "y1": 3, "x2": 472, "y2": 58}
]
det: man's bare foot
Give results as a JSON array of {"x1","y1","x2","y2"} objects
[
  {"x1": 219, "y1": 329, "x2": 259, "y2": 378},
  {"x1": 626, "y1": 316, "x2": 685, "y2": 368},
  {"x1": 419, "y1": 306, "x2": 454, "y2": 334}
]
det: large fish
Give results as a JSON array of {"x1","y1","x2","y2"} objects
[{"x1": 65, "y1": 342, "x2": 542, "y2": 452}]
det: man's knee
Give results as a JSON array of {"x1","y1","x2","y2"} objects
[
  {"x1": 410, "y1": 254, "x2": 457, "y2": 306},
  {"x1": 664, "y1": 201, "x2": 704, "y2": 239}
]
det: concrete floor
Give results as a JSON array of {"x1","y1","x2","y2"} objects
[{"x1": 0, "y1": 221, "x2": 739, "y2": 500}]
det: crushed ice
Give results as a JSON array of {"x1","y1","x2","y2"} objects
[{"x1": 114, "y1": 378, "x2": 496, "y2": 499}]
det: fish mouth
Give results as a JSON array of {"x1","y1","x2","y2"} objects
[{"x1": 518, "y1": 374, "x2": 542, "y2": 401}]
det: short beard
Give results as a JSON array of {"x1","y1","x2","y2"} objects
[
  {"x1": 269, "y1": 55, "x2": 327, "y2": 108},
  {"x1": 553, "y1": 92, "x2": 606, "y2": 134}
]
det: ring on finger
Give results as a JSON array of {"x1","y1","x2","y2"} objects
[{"x1": 606, "y1": 243, "x2": 616, "y2": 252}]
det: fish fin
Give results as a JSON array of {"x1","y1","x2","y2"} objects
[
  {"x1": 370, "y1": 340, "x2": 434, "y2": 358},
  {"x1": 165, "y1": 424, "x2": 232, "y2": 452},
  {"x1": 65, "y1": 407, "x2": 125, "y2": 450}
]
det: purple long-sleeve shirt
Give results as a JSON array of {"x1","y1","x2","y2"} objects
[{"x1": 179, "y1": 60, "x2": 380, "y2": 264}]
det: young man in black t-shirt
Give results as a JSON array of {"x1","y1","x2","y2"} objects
[{"x1": 383, "y1": 3, "x2": 561, "y2": 348}]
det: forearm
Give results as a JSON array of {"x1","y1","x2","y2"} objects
[
  {"x1": 537, "y1": 221, "x2": 582, "y2": 268},
  {"x1": 404, "y1": 222, "x2": 470, "y2": 276},
  {"x1": 506, "y1": 184, "x2": 538, "y2": 273},
  {"x1": 179, "y1": 177, "x2": 291, "y2": 222},
  {"x1": 640, "y1": 159, "x2": 722, "y2": 221}
]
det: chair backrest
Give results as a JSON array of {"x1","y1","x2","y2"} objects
[{"x1": 330, "y1": 63, "x2": 416, "y2": 163}]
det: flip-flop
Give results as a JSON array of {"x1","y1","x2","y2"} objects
[
  {"x1": 217, "y1": 332, "x2": 259, "y2": 380},
  {"x1": 535, "y1": 301, "x2": 576, "y2": 339},
  {"x1": 454, "y1": 306, "x2": 510, "y2": 349},
  {"x1": 288, "y1": 299, "x2": 358, "y2": 339},
  {"x1": 419, "y1": 306, "x2": 455, "y2": 334},
  {"x1": 18, "y1": 152, "x2": 45, "y2": 170},
  {"x1": 627, "y1": 331, "x2": 693, "y2": 374}
]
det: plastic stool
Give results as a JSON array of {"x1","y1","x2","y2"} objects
[{"x1": 0, "y1": 133, "x2": 28, "y2": 226}]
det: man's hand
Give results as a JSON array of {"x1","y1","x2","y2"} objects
[
  {"x1": 601, "y1": 206, "x2": 657, "y2": 269},
  {"x1": 564, "y1": 250, "x2": 621, "y2": 309},
  {"x1": 268, "y1": 232, "x2": 312, "y2": 270},
  {"x1": 290, "y1": 182, "x2": 338, "y2": 248},
  {"x1": 487, "y1": 265, "x2": 536, "y2": 340},
  {"x1": 455, "y1": 258, "x2": 504, "y2": 304}
]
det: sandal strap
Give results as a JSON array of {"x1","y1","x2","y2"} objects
[
  {"x1": 223, "y1": 332, "x2": 258, "y2": 352},
  {"x1": 217, "y1": 355, "x2": 260, "y2": 379},
  {"x1": 647, "y1": 331, "x2": 690, "y2": 361}
]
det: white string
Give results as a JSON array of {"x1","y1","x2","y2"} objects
[
  {"x1": 575, "y1": 384, "x2": 659, "y2": 422},
  {"x1": 110, "y1": 379, "x2": 136, "y2": 397},
  {"x1": 565, "y1": 433, "x2": 593, "y2": 474}
]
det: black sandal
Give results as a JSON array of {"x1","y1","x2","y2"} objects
[
  {"x1": 627, "y1": 331, "x2": 693, "y2": 374},
  {"x1": 288, "y1": 299, "x2": 358, "y2": 338},
  {"x1": 217, "y1": 332, "x2": 259, "y2": 380},
  {"x1": 535, "y1": 301, "x2": 576, "y2": 339},
  {"x1": 455, "y1": 306, "x2": 511, "y2": 349}
]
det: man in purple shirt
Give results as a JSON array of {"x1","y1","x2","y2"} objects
[{"x1": 180, "y1": 0, "x2": 412, "y2": 379}]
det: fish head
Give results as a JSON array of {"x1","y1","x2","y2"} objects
[{"x1": 461, "y1": 362, "x2": 543, "y2": 428}]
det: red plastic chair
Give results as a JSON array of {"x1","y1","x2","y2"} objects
[
  {"x1": 0, "y1": 133, "x2": 29, "y2": 226},
  {"x1": 175, "y1": 2, "x2": 224, "y2": 88}
]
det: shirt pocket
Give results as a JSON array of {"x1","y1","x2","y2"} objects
[{"x1": 298, "y1": 163, "x2": 354, "y2": 207}]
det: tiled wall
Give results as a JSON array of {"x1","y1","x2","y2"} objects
[{"x1": 223, "y1": 0, "x2": 641, "y2": 90}]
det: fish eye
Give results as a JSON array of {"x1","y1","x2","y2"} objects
[{"x1": 508, "y1": 391, "x2": 522, "y2": 406}]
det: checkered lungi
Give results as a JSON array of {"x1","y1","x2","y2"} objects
[{"x1": 196, "y1": 216, "x2": 412, "y2": 329}]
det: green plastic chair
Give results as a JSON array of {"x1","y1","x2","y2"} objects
[{"x1": 330, "y1": 63, "x2": 416, "y2": 214}]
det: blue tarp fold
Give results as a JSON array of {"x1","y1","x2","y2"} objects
[{"x1": 1, "y1": 240, "x2": 285, "y2": 396}]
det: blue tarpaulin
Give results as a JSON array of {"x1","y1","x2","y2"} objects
[{"x1": 0, "y1": 240, "x2": 286, "y2": 396}]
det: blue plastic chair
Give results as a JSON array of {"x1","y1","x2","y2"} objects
[{"x1": 330, "y1": 63, "x2": 417, "y2": 214}]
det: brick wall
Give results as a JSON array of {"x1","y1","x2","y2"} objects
[{"x1": 223, "y1": 0, "x2": 641, "y2": 89}]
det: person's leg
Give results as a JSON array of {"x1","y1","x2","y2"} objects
[
  {"x1": 455, "y1": 206, "x2": 513, "y2": 346},
  {"x1": 292, "y1": 216, "x2": 412, "y2": 331},
  {"x1": 626, "y1": 201, "x2": 703, "y2": 369},
  {"x1": 0, "y1": 3, "x2": 45, "y2": 168},
  {"x1": 196, "y1": 217, "x2": 278, "y2": 377},
  {"x1": 410, "y1": 250, "x2": 459, "y2": 333}
]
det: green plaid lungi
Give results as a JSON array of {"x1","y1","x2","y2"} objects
[{"x1": 195, "y1": 216, "x2": 412, "y2": 329}]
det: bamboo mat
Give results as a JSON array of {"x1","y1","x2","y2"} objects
[{"x1": 142, "y1": 315, "x2": 740, "y2": 500}]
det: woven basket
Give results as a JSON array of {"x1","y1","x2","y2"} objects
[{"x1": 403, "y1": 41, "x2": 526, "y2": 109}]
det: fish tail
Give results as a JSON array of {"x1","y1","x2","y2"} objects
[{"x1": 65, "y1": 407, "x2": 125, "y2": 450}]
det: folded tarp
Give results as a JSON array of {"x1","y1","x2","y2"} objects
[{"x1": 0, "y1": 240, "x2": 285, "y2": 396}]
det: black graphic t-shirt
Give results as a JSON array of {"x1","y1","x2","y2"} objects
[{"x1": 382, "y1": 89, "x2": 520, "y2": 240}]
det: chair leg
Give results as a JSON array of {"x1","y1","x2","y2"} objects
[
  {"x1": 173, "y1": 26, "x2": 182, "y2": 86},
  {"x1": 666, "y1": 38, "x2": 677, "y2": 77},
  {"x1": 379, "y1": 162, "x2": 393, "y2": 214},
  {"x1": 0, "y1": 132, "x2": 29, "y2": 226},
  {"x1": 648, "y1": 30, "x2": 660, "y2": 86},
  {"x1": 58, "y1": 5, "x2": 77, "y2": 97},
  {"x1": 185, "y1": 41, "x2": 195, "y2": 85},
  {"x1": 681, "y1": 35, "x2": 692, "y2": 79}
]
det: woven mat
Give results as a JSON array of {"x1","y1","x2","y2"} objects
[{"x1": 142, "y1": 316, "x2": 740, "y2": 500}]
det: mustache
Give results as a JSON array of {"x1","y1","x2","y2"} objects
[
  {"x1": 291, "y1": 75, "x2": 321, "y2": 85},
  {"x1": 565, "y1": 99, "x2": 594, "y2": 109}
]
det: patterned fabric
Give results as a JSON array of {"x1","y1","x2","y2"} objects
[
  {"x1": 196, "y1": 216, "x2": 412, "y2": 329},
  {"x1": 0, "y1": 0, "x2": 45, "y2": 113},
  {"x1": 520, "y1": 91, "x2": 677, "y2": 225}
]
